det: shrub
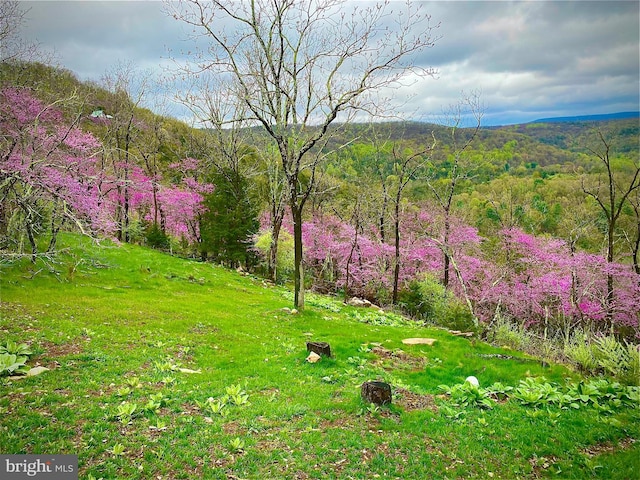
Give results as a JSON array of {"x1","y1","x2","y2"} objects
[
  {"x1": 145, "y1": 223, "x2": 171, "y2": 250},
  {"x1": 399, "y1": 275, "x2": 476, "y2": 332},
  {"x1": 253, "y1": 229, "x2": 295, "y2": 283},
  {"x1": 491, "y1": 314, "x2": 533, "y2": 351}
]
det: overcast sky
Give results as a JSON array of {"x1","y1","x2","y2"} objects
[{"x1": 15, "y1": 0, "x2": 640, "y2": 126}]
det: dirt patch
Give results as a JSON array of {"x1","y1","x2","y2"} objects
[
  {"x1": 529, "y1": 454, "x2": 559, "y2": 475},
  {"x1": 582, "y1": 437, "x2": 636, "y2": 457},
  {"x1": 318, "y1": 415, "x2": 361, "y2": 430},
  {"x1": 395, "y1": 388, "x2": 438, "y2": 413},
  {"x1": 222, "y1": 420, "x2": 246, "y2": 436},
  {"x1": 38, "y1": 339, "x2": 86, "y2": 368},
  {"x1": 371, "y1": 346, "x2": 425, "y2": 371}
]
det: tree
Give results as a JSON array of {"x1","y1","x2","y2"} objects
[
  {"x1": 388, "y1": 138, "x2": 434, "y2": 303},
  {"x1": 0, "y1": 0, "x2": 38, "y2": 63},
  {"x1": 426, "y1": 92, "x2": 482, "y2": 289},
  {"x1": 581, "y1": 130, "x2": 640, "y2": 327},
  {"x1": 0, "y1": 87, "x2": 114, "y2": 260},
  {"x1": 627, "y1": 187, "x2": 640, "y2": 275},
  {"x1": 176, "y1": 76, "x2": 262, "y2": 265},
  {"x1": 200, "y1": 168, "x2": 258, "y2": 267},
  {"x1": 169, "y1": 0, "x2": 438, "y2": 309},
  {"x1": 100, "y1": 63, "x2": 152, "y2": 242}
]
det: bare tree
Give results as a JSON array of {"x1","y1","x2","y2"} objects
[
  {"x1": 389, "y1": 135, "x2": 435, "y2": 304},
  {"x1": 167, "y1": 0, "x2": 438, "y2": 309},
  {"x1": 426, "y1": 92, "x2": 483, "y2": 288},
  {"x1": 627, "y1": 187, "x2": 640, "y2": 275},
  {"x1": 100, "y1": 62, "x2": 151, "y2": 242},
  {"x1": 0, "y1": 0, "x2": 40, "y2": 64},
  {"x1": 581, "y1": 130, "x2": 640, "y2": 327}
]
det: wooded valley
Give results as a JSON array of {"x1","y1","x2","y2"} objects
[{"x1": 2, "y1": 60, "x2": 639, "y2": 354}]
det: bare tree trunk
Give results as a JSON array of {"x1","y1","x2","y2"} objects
[
  {"x1": 392, "y1": 194, "x2": 401, "y2": 304},
  {"x1": 443, "y1": 218, "x2": 451, "y2": 288},
  {"x1": 292, "y1": 203, "x2": 305, "y2": 310},
  {"x1": 268, "y1": 206, "x2": 284, "y2": 283}
]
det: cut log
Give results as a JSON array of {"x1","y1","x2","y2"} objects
[
  {"x1": 361, "y1": 381, "x2": 392, "y2": 405},
  {"x1": 306, "y1": 341, "x2": 332, "y2": 357}
]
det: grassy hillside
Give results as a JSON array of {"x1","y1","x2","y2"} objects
[{"x1": 1, "y1": 235, "x2": 638, "y2": 479}]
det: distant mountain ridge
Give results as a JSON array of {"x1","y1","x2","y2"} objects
[{"x1": 531, "y1": 112, "x2": 639, "y2": 124}]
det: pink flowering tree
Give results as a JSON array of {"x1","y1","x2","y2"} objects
[
  {"x1": 481, "y1": 228, "x2": 640, "y2": 336},
  {"x1": 303, "y1": 213, "x2": 395, "y2": 299},
  {"x1": 122, "y1": 158, "x2": 213, "y2": 248},
  {"x1": 0, "y1": 87, "x2": 116, "y2": 260}
]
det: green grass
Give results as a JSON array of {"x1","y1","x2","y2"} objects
[{"x1": 1, "y1": 233, "x2": 638, "y2": 479}]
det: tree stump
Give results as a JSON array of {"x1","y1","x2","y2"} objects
[
  {"x1": 306, "y1": 341, "x2": 331, "y2": 357},
  {"x1": 361, "y1": 381, "x2": 392, "y2": 405}
]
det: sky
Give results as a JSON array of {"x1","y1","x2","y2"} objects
[{"x1": 13, "y1": 0, "x2": 640, "y2": 126}]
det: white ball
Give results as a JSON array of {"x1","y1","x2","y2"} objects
[{"x1": 465, "y1": 376, "x2": 479, "y2": 387}]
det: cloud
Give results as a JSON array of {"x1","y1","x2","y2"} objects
[{"x1": 16, "y1": 0, "x2": 640, "y2": 126}]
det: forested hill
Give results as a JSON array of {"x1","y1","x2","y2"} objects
[
  {"x1": 2, "y1": 61, "x2": 636, "y2": 170},
  {"x1": 491, "y1": 117, "x2": 639, "y2": 155},
  {"x1": 532, "y1": 111, "x2": 639, "y2": 123}
]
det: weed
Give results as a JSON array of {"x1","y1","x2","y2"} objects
[
  {"x1": 110, "y1": 443, "x2": 126, "y2": 457},
  {"x1": 439, "y1": 382, "x2": 494, "y2": 409},
  {"x1": 116, "y1": 387, "x2": 131, "y2": 397},
  {"x1": 113, "y1": 402, "x2": 138, "y2": 424},
  {"x1": 229, "y1": 437, "x2": 245, "y2": 454}
]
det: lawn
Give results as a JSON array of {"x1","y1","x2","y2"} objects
[{"x1": 1, "y1": 234, "x2": 638, "y2": 479}]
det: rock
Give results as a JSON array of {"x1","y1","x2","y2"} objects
[
  {"x1": 449, "y1": 330, "x2": 474, "y2": 337},
  {"x1": 347, "y1": 297, "x2": 373, "y2": 308},
  {"x1": 465, "y1": 376, "x2": 479, "y2": 387},
  {"x1": 401, "y1": 338, "x2": 437, "y2": 346},
  {"x1": 27, "y1": 366, "x2": 49, "y2": 376},
  {"x1": 306, "y1": 352, "x2": 322, "y2": 363},
  {"x1": 290, "y1": 309, "x2": 299, "y2": 315},
  {"x1": 361, "y1": 381, "x2": 392, "y2": 405},
  {"x1": 306, "y1": 341, "x2": 331, "y2": 357},
  {"x1": 8, "y1": 366, "x2": 50, "y2": 380}
]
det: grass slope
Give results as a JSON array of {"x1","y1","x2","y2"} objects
[{"x1": 1, "y1": 234, "x2": 638, "y2": 479}]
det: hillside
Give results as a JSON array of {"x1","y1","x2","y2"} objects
[{"x1": 1, "y1": 235, "x2": 639, "y2": 478}]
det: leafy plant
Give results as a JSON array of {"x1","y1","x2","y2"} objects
[
  {"x1": 438, "y1": 382, "x2": 494, "y2": 409},
  {"x1": 114, "y1": 402, "x2": 138, "y2": 424},
  {"x1": 207, "y1": 399, "x2": 227, "y2": 416},
  {"x1": 110, "y1": 443, "x2": 126, "y2": 457},
  {"x1": 594, "y1": 335, "x2": 628, "y2": 378},
  {"x1": 229, "y1": 437, "x2": 245, "y2": 454},
  {"x1": 347, "y1": 356, "x2": 368, "y2": 368},
  {"x1": 439, "y1": 404, "x2": 465, "y2": 420},
  {"x1": 0, "y1": 353, "x2": 29, "y2": 376},
  {"x1": 485, "y1": 382, "x2": 514, "y2": 400},
  {"x1": 0, "y1": 341, "x2": 33, "y2": 357},
  {"x1": 125, "y1": 377, "x2": 142, "y2": 389},
  {"x1": 225, "y1": 384, "x2": 250, "y2": 406},
  {"x1": 150, "y1": 418, "x2": 168, "y2": 431},
  {"x1": 143, "y1": 393, "x2": 166, "y2": 414},
  {"x1": 153, "y1": 360, "x2": 178, "y2": 372},
  {"x1": 564, "y1": 341, "x2": 597, "y2": 373},
  {"x1": 116, "y1": 387, "x2": 131, "y2": 397}
]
